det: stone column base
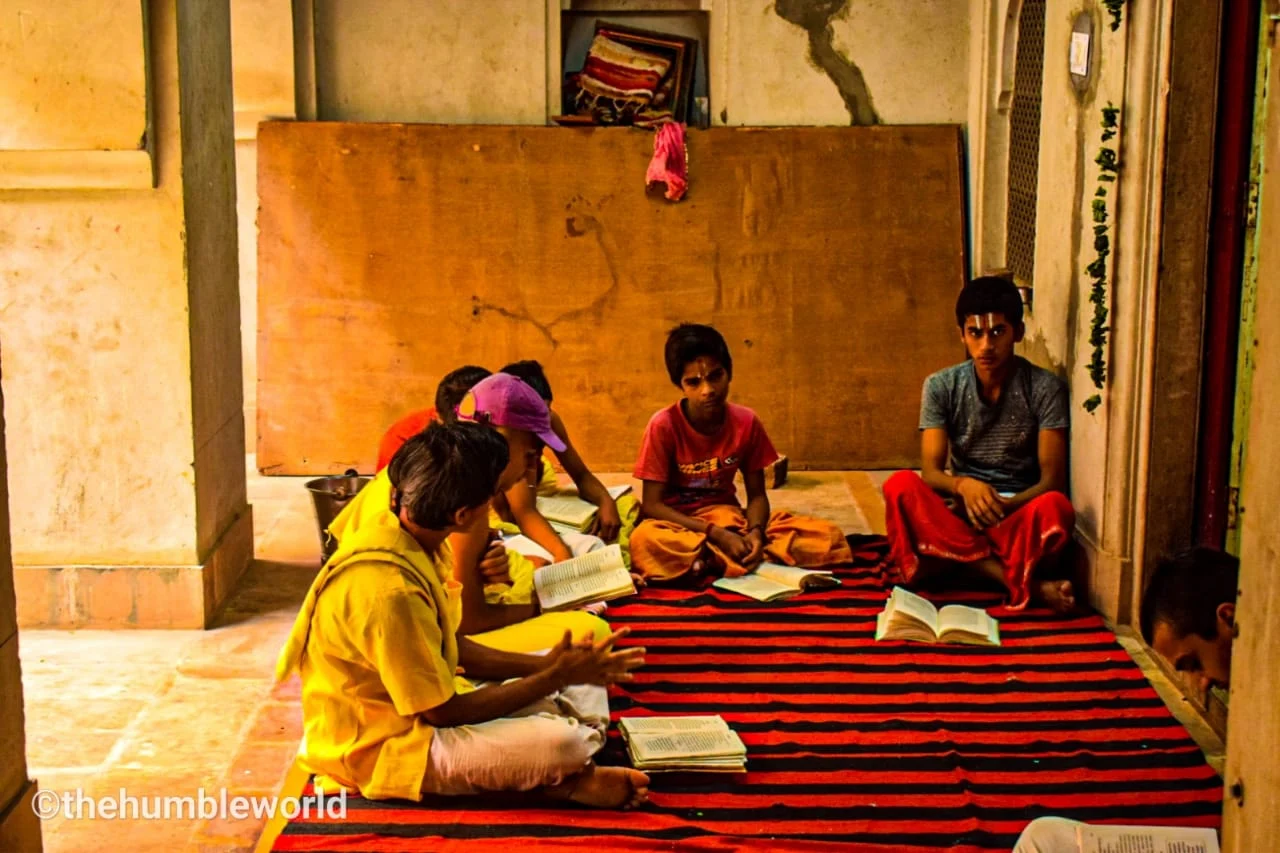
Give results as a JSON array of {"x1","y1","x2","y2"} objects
[
  {"x1": 14, "y1": 508, "x2": 253, "y2": 629},
  {"x1": 0, "y1": 779, "x2": 43, "y2": 853}
]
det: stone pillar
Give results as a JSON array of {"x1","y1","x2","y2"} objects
[
  {"x1": 0, "y1": 364, "x2": 42, "y2": 850},
  {"x1": 0, "y1": 1, "x2": 251, "y2": 628}
]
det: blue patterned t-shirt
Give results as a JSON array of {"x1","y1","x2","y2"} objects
[{"x1": 919, "y1": 357, "x2": 1069, "y2": 495}]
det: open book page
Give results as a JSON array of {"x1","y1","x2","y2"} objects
[
  {"x1": 713, "y1": 574, "x2": 797, "y2": 602},
  {"x1": 1077, "y1": 824, "x2": 1220, "y2": 853},
  {"x1": 533, "y1": 544, "x2": 633, "y2": 611},
  {"x1": 619, "y1": 716, "x2": 729, "y2": 736},
  {"x1": 537, "y1": 485, "x2": 632, "y2": 529},
  {"x1": 937, "y1": 605, "x2": 1000, "y2": 646},
  {"x1": 889, "y1": 586, "x2": 940, "y2": 634},
  {"x1": 627, "y1": 729, "x2": 746, "y2": 762},
  {"x1": 755, "y1": 562, "x2": 840, "y2": 590},
  {"x1": 548, "y1": 520, "x2": 582, "y2": 537},
  {"x1": 534, "y1": 494, "x2": 598, "y2": 528}
]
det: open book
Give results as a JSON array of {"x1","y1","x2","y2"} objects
[
  {"x1": 874, "y1": 586, "x2": 1000, "y2": 646},
  {"x1": 713, "y1": 562, "x2": 841, "y2": 601},
  {"x1": 538, "y1": 484, "x2": 633, "y2": 533},
  {"x1": 533, "y1": 543, "x2": 635, "y2": 612},
  {"x1": 618, "y1": 716, "x2": 747, "y2": 773},
  {"x1": 1077, "y1": 824, "x2": 1219, "y2": 853}
]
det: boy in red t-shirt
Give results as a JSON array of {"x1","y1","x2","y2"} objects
[
  {"x1": 376, "y1": 365, "x2": 492, "y2": 472},
  {"x1": 631, "y1": 324, "x2": 852, "y2": 582}
]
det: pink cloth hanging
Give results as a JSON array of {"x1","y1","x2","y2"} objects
[{"x1": 645, "y1": 122, "x2": 688, "y2": 202}]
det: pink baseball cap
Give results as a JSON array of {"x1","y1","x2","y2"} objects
[{"x1": 456, "y1": 372, "x2": 566, "y2": 452}]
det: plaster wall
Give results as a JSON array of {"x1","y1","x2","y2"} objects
[
  {"x1": 0, "y1": 3, "x2": 196, "y2": 566},
  {"x1": 313, "y1": 0, "x2": 549, "y2": 124},
  {"x1": 0, "y1": 2, "x2": 250, "y2": 627},
  {"x1": 727, "y1": 0, "x2": 969, "y2": 127},
  {"x1": 1018, "y1": 3, "x2": 1123, "y2": 544},
  {"x1": 0, "y1": 0, "x2": 147, "y2": 151}
]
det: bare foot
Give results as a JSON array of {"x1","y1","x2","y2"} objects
[
  {"x1": 691, "y1": 548, "x2": 724, "y2": 579},
  {"x1": 548, "y1": 765, "x2": 650, "y2": 809},
  {"x1": 1036, "y1": 579, "x2": 1077, "y2": 614}
]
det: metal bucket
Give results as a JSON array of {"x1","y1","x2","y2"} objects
[{"x1": 305, "y1": 469, "x2": 371, "y2": 562}]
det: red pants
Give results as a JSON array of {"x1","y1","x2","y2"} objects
[{"x1": 882, "y1": 471, "x2": 1075, "y2": 610}]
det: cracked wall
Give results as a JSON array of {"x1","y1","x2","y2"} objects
[{"x1": 731, "y1": 0, "x2": 968, "y2": 126}]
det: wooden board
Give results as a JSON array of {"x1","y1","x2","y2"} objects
[{"x1": 257, "y1": 123, "x2": 966, "y2": 474}]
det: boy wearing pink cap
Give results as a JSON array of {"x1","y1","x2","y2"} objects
[
  {"x1": 462, "y1": 373, "x2": 607, "y2": 569},
  {"x1": 451, "y1": 373, "x2": 614, "y2": 635}
]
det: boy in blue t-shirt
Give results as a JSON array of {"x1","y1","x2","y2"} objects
[{"x1": 883, "y1": 277, "x2": 1077, "y2": 612}]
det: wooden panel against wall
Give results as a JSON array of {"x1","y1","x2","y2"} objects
[{"x1": 257, "y1": 123, "x2": 966, "y2": 474}]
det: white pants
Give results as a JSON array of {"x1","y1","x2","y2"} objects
[
  {"x1": 420, "y1": 683, "x2": 608, "y2": 795},
  {"x1": 1012, "y1": 818, "x2": 1083, "y2": 853},
  {"x1": 503, "y1": 531, "x2": 605, "y2": 562}
]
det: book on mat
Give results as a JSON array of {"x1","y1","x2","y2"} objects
[
  {"x1": 537, "y1": 484, "x2": 633, "y2": 533},
  {"x1": 712, "y1": 562, "x2": 841, "y2": 601},
  {"x1": 874, "y1": 586, "x2": 1001, "y2": 646},
  {"x1": 1077, "y1": 824, "x2": 1219, "y2": 853},
  {"x1": 533, "y1": 543, "x2": 635, "y2": 612},
  {"x1": 618, "y1": 716, "x2": 747, "y2": 773}
]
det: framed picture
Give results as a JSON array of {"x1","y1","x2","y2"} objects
[{"x1": 556, "y1": 22, "x2": 699, "y2": 127}]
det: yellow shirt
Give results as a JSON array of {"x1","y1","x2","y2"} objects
[
  {"x1": 279, "y1": 469, "x2": 472, "y2": 801},
  {"x1": 536, "y1": 452, "x2": 560, "y2": 496},
  {"x1": 488, "y1": 454, "x2": 561, "y2": 531},
  {"x1": 299, "y1": 549, "x2": 471, "y2": 801}
]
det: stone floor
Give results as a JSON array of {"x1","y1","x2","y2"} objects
[
  {"x1": 17, "y1": 463, "x2": 887, "y2": 852},
  {"x1": 17, "y1": 463, "x2": 1223, "y2": 852},
  {"x1": 19, "y1": 460, "x2": 320, "y2": 853}
]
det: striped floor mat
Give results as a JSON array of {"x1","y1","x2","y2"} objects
[{"x1": 271, "y1": 538, "x2": 1222, "y2": 852}]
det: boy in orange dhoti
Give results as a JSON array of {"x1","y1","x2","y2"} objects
[{"x1": 630, "y1": 324, "x2": 852, "y2": 582}]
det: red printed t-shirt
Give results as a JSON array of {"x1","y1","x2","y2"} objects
[
  {"x1": 633, "y1": 402, "x2": 779, "y2": 513},
  {"x1": 376, "y1": 407, "x2": 437, "y2": 473}
]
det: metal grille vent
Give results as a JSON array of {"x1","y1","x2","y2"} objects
[{"x1": 1005, "y1": 0, "x2": 1047, "y2": 285}]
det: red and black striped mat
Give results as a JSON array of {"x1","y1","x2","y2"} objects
[{"x1": 272, "y1": 537, "x2": 1222, "y2": 852}]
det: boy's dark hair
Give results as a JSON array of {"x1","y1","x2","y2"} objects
[
  {"x1": 435, "y1": 365, "x2": 492, "y2": 424},
  {"x1": 663, "y1": 323, "x2": 733, "y2": 387},
  {"x1": 501, "y1": 360, "x2": 553, "y2": 403},
  {"x1": 955, "y1": 275, "x2": 1024, "y2": 328},
  {"x1": 1139, "y1": 546, "x2": 1240, "y2": 642},
  {"x1": 387, "y1": 422, "x2": 509, "y2": 530}
]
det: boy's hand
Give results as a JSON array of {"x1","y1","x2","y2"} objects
[
  {"x1": 589, "y1": 498, "x2": 623, "y2": 543},
  {"x1": 955, "y1": 478, "x2": 1005, "y2": 529},
  {"x1": 479, "y1": 531, "x2": 513, "y2": 585},
  {"x1": 548, "y1": 629, "x2": 645, "y2": 687},
  {"x1": 708, "y1": 526, "x2": 752, "y2": 562},
  {"x1": 741, "y1": 528, "x2": 766, "y2": 567}
]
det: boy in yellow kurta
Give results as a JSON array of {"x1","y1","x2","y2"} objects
[
  {"x1": 325, "y1": 461, "x2": 610, "y2": 654},
  {"x1": 276, "y1": 423, "x2": 649, "y2": 806}
]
